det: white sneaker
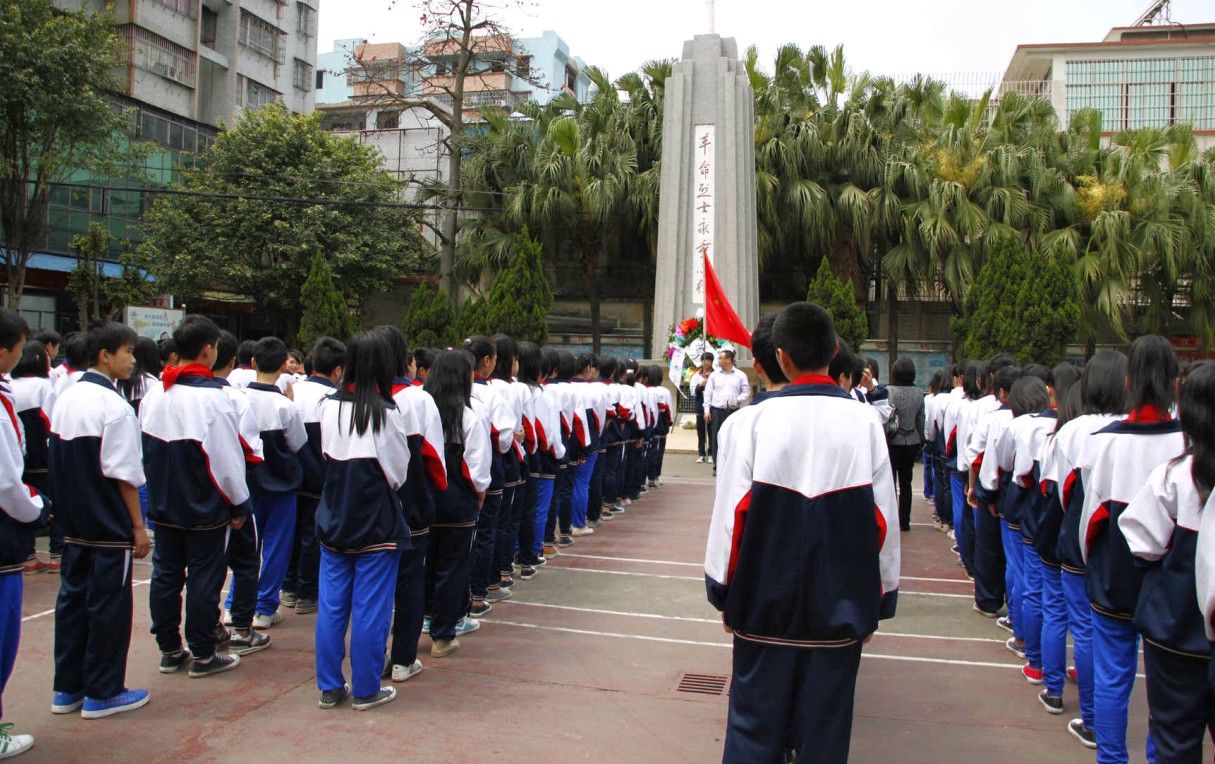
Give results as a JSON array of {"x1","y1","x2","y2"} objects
[
  {"x1": 221, "y1": 610, "x2": 233, "y2": 627},
  {"x1": 252, "y1": 610, "x2": 284, "y2": 630},
  {"x1": 0, "y1": 727, "x2": 34, "y2": 759},
  {"x1": 391, "y1": 659, "x2": 424, "y2": 683},
  {"x1": 571, "y1": 526, "x2": 594, "y2": 537},
  {"x1": 695, "y1": 456, "x2": 705, "y2": 463},
  {"x1": 707, "y1": 456, "x2": 714, "y2": 464}
]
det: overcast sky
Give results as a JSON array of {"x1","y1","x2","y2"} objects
[{"x1": 319, "y1": 0, "x2": 1211, "y2": 83}]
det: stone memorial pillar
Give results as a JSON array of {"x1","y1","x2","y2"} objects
[{"x1": 651, "y1": 34, "x2": 760, "y2": 359}]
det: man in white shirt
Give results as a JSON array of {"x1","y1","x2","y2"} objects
[{"x1": 704, "y1": 349, "x2": 751, "y2": 466}]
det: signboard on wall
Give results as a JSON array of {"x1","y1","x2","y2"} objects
[{"x1": 125, "y1": 306, "x2": 183, "y2": 342}]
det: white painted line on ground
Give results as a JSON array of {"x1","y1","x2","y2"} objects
[
  {"x1": 902, "y1": 575, "x2": 972, "y2": 585},
  {"x1": 899, "y1": 591, "x2": 975, "y2": 599},
  {"x1": 507, "y1": 601, "x2": 1007, "y2": 644},
  {"x1": 23, "y1": 579, "x2": 151, "y2": 622},
  {"x1": 558, "y1": 553, "x2": 701, "y2": 568}
]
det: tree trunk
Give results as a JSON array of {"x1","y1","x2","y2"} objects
[
  {"x1": 584, "y1": 248, "x2": 601, "y2": 355},
  {"x1": 886, "y1": 273, "x2": 899, "y2": 379}
]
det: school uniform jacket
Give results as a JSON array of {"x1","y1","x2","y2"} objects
[
  {"x1": 392, "y1": 380, "x2": 448, "y2": 536},
  {"x1": 11, "y1": 376, "x2": 53, "y2": 479},
  {"x1": 1046, "y1": 414, "x2": 1121, "y2": 575},
  {"x1": 244, "y1": 382, "x2": 307, "y2": 494},
  {"x1": 941, "y1": 393, "x2": 970, "y2": 469},
  {"x1": 1012, "y1": 410, "x2": 1058, "y2": 545},
  {"x1": 488, "y1": 377, "x2": 527, "y2": 478},
  {"x1": 315, "y1": 392, "x2": 412, "y2": 554},
  {"x1": 1035, "y1": 431, "x2": 1064, "y2": 565},
  {"x1": 139, "y1": 365, "x2": 253, "y2": 529},
  {"x1": 975, "y1": 407, "x2": 1014, "y2": 505},
  {"x1": 958, "y1": 395, "x2": 998, "y2": 473},
  {"x1": 292, "y1": 376, "x2": 336, "y2": 498},
  {"x1": 227, "y1": 366, "x2": 256, "y2": 389},
  {"x1": 1079, "y1": 408, "x2": 1185, "y2": 619},
  {"x1": 434, "y1": 405, "x2": 493, "y2": 527},
  {"x1": 616, "y1": 383, "x2": 638, "y2": 441},
  {"x1": 48, "y1": 372, "x2": 146, "y2": 547},
  {"x1": 45, "y1": 367, "x2": 85, "y2": 415},
  {"x1": 529, "y1": 386, "x2": 565, "y2": 473},
  {"x1": 1120, "y1": 456, "x2": 1209, "y2": 657},
  {"x1": 705, "y1": 376, "x2": 900, "y2": 647},
  {"x1": 1192, "y1": 490, "x2": 1215, "y2": 640},
  {"x1": 0, "y1": 378, "x2": 46, "y2": 574},
  {"x1": 215, "y1": 379, "x2": 265, "y2": 466}
]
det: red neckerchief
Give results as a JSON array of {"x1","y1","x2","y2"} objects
[
  {"x1": 791, "y1": 374, "x2": 837, "y2": 386},
  {"x1": 161, "y1": 363, "x2": 214, "y2": 390},
  {"x1": 1126, "y1": 405, "x2": 1172, "y2": 423}
]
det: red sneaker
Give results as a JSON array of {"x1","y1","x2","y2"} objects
[
  {"x1": 23, "y1": 558, "x2": 48, "y2": 575},
  {"x1": 47, "y1": 557, "x2": 61, "y2": 574},
  {"x1": 1067, "y1": 665, "x2": 1077, "y2": 683},
  {"x1": 1022, "y1": 664, "x2": 1044, "y2": 685}
]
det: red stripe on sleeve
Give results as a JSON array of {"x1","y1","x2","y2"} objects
[
  {"x1": 1085, "y1": 504, "x2": 1111, "y2": 554},
  {"x1": 726, "y1": 490, "x2": 752, "y2": 586},
  {"x1": 422, "y1": 439, "x2": 448, "y2": 491}
]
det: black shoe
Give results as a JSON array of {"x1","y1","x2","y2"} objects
[
  {"x1": 469, "y1": 601, "x2": 492, "y2": 618},
  {"x1": 294, "y1": 598, "x2": 318, "y2": 615},
  {"x1": 188, "y1": 653, "x2": 240, "y2": 678},
  {"x1": 1038, "y1": 690, "x2": 1064, "y2": 715},
  {"x1": 520, "y1": 566, "x2": 537, "y2": 581},
  {"x1": 159, "y1": 650, "x2": 191, "y2": 674},
  {"x1": 1067, "y1": 718, "x2": 1096, "y2": 749},
  {"x1": 534, "y1": 556, "x2": 548, "y2": 567},
  {"x1": 352, "y1": 686, "x2": 397, "y2": 711},
  {"x1": 214, "y1": 623, "x2": 231, "y2": 650},
  {"x1": 318, "y1": 683, "x2": 350, "y2": 709},
  {"x1": 229, "y1": 629, "x2": 271, "y2": 656},
  {"x1": 557, "y1": 535, "x2": 574, "y2": 547},
  {"x1": 500, "y1": 575, "x2": 515, "y2": 589}
]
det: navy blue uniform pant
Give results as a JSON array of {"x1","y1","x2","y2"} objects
[
  {"x1": 224, "y1": 512, "x2": 261, "y2": 630},
  {"x1": 587, "y1": 449, "x2": 606, "y2": 522},
  {"x1": 973, "y1": 505, "x2": 1007, "y2": 614},
  {"x1": 425, "y1": 525, "x2": 475, "y2": 641},
  {"x1": 471, "y1": 489, "x2": 504, "y2": 600},
  {"x1": 148, "y1": 524, "x2": 229, "y2": 660},
  {"x1": 391, "y1": 532, "x2": 428, "y2": 667},
  {"x1": 724, "y1": 637, "x2": 864, "y2": 764},
  {"x1": 1144, "y1": 641, "x2": 1214, "y2": 764},
  {"x1": 283, "y1": 492, "x2": 320, "y2": 601},
  {"x1": 53, "y1": 544, "x2": 133, "y2": 700}
]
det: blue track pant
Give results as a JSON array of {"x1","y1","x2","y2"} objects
[
  {"x1": 572, "y1": 453, "x2": 597, "y2": 528},
  {"x1": 951, "y1": 472, "x2": 969, "y2": 569},
  {"x1": 316, "y1": 547, "x2": 400, "y2": 699},
  {"x1": 254, "y1": 490, "x2": 296, "y2": 615},
  {"x1": 1040, "y1": 564, "x2": 1067, "y2": 697},
  {"x1": 533, "y1": 476, "x2": 554, "y2": 556},
  {"x1": 1001, "y1": 521, "x2": 1024, "y2": 640},
  {"x1": 1022, "y1": 547, "x2": 1043, "y2": 669},
  {"x1": 0, "y1": 574, "x2": 21, "y2": 721},
  {"x1": 1062, "y1": 570, "x2": 1095, "y2": 728},
  {"x1": 1092, "y1": 610, "x2": 1148, "y2": 764}
]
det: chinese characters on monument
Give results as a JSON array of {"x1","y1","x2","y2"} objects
[{"x1": 691, "y1": 124, "x2": 715, "y2": 305}]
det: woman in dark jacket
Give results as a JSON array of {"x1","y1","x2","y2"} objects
[{"x1": 886, "y1": 358, "x2": 926, "y2": 532}]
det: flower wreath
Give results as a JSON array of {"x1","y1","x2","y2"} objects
[{"x1": 667, "y1": 316, "x2": 726, "y2": 386}]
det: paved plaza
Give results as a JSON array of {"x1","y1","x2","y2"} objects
[{"x1": 6, "y1": 450, "x2": 1155, "y2": 763}]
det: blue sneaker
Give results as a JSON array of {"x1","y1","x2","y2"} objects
[
  {"x1": 81, "y1": 689, "x2": 150, "y2": 719},
  {"x1": 455, "y1": 617, "x2": 481, "y2": 636},
  {"x1": 51, "y1": 691, "x2": 85, "y2": 714}
]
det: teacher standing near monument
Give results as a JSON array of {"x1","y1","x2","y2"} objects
[{"x1": 703, "y1": 350, "x2": 749, "y2": 467}]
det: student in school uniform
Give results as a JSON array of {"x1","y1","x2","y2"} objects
[
  {"x1": 227, "y1": 341, "x2": 258, "y2": 389},
  {"x1": 466, "y1": 336, "x2": 518, "y2": 616},
  {"x1": 282, "y1": 337, "x2": 346, "y2": 616},
  {"x1": 689, "y1": 352, "x2": 715, "y2": 463},
  {"x1": 593, "y1": 356, "x2": 624, "y2": 525},
  {"x1": 570, "y1": 353, "x2": 603, "y2": 536},
  {"x1": 586, "y1": 357, "x2": 616, "y2": 527},
  {"x1": 377, "y1": 326, "x2": 446, "y2": 683},
  {"x1": 705, "y1": 302, "x2": 899, "y2": 764},
  {"x1": 46, "y1": 332, "x2": 86, "y2": 409},
  {"x1": 313, "y1": 332, "x2": 412, "y2": 711},
  {"x1": 1080, "y1": 336, "x2": 1185, "y2": 763},
  {"x1": 34, "y1": 330, "x2": 61, "y2": 382},
  {"x1": 747, "y1": 313, "x2": 789, "y2": 401},
  {"x1": 0, "y1": 309, "x2": 44, "y2": 759},
  {"x1": 423, "y1": 349, "x2": 492, "y2": 659},
  {"x1": 516, "y1": 343, "x2": 561, "y2": 577},
  {"x1": 647, "y1": 365, "x2": 673, "y2": 489},
  {"x1": 971, "y1": 365, "x2": 1020, "y2": 619},
  {"x1": 224, "y1": 337, "x2": 307, "y2": 640},
  {"x1": 1119, "y1": 361, "x2": 1215, "y2": 763},
  {"x1": 142, "y1": 315, "x2": 253, "y2": 678},
  {"x1": 116, "y1": 337, "x2": 162, "y2": 416},
  {"x1": 490, "y1": 336, "x2": 528, "y2": 589},
  {"x1": 48, "y1": 321, "x2": 151, "y2": 720},
  {"x1": 945, "y1": 362, "x2": 983, "y2": 579},
  {"x1": 547, "y1": 351, "x2": 587, "y2": 550},
  {"x1": 924, "y1": 368, "x2": 957, "y2": 531},
  {"x1": 10, "y1": 342, "x2": 55, "y2": 575}
]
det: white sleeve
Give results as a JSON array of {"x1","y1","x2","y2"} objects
[
  {"x1": 492, "y1": 390, "x2": 517, "y2": 454},
  {"x1": 0, "y1": 412, "x2": 43, "y2": 522},
  {"x1": 1195, "y1": 491, "x2": 1215, "y2": 640},
  {"x1": 870, "y1": 416, "x2": 901, "y2": 614},
  {"x1": 704, "y1": 410, "x2": 754, "y2": 612},
  {"x1": 100, "y1": 408, "x2": 146, "y2": 488},
  {"x1": 201, "y1": 409, "x2": 252, "y2": 509},
  {"x1": 463, "y1": 408, "x2": 493, "y2": 494},
  {"x1": 965, "y1": 416, "x2": 990, "y2": 469},
  {"x1": 737, "y1": 374, "x2": 751, "y2": 406},
  {"x1": 979, "y1": 425, "x2": 1004, "y2": 492},
  {"x1": 233, "y1": 394, "x2": 264, "y2": 462},
  {"x1": 1119, "y1": 461, "x2": 1179, "y2": 563},
  {"x1": 283, "y1": 405, "x2": 308, "y2": 454},
  {"x1": 703, "y1": 374, "x2": 717, "y2": 408},
  {"x1": 374, "y1": 407, "x2": 413, "y2": 492},
  {"x1": 871, "y1": 396, "x2": 893, "y2": 424}
]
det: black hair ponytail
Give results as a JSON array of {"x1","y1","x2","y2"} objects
[{"x1": 339, "y1": 332, "x2": 395, "y2": 436}]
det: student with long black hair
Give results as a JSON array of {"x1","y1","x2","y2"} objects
[
  {"x1": 117, "y1": 337, "x2": 162, "y2": 413},
  {"x1": 1041, "y1": 351, "x2": 1129, "y2": 749},
  {"x1": 596, "y1": 356, "x2": 625, "y2": 522},
  {"x1": 548, "y1": 351, "x2": 585, "y2": 548},
  {"x1": 648, "y1": 365, "x2": 673, "y2": 488},
  {"x1": 465, "y1": 336, "x2": 516, "y2": 617},
  {"x1": 515, "y1": 342, "x2": 560, "y2": 578},
  {"x1": 569, "y1": 353, "x2": 601, "y2": 536},
  {"x1": 1080, "y1": 336, "x2": 1184, "y2": 762},
  {"x1": 490, "y1": 335, "x2": 527, "y2": 591},
  {"x1": 423, "y1": 350, "x2": 491, "y2": 658},
  {"x1": 314, "y1": 331, "x2": 412, "y2": 711},
  {"x1": 1121, "y1": 362, "x2": 1215, "y2": 762},
  {"x1": 11, "y1": 341, "x2": 54, "y2": 574}
]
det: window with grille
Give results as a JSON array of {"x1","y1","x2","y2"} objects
[
  {"x1": 239, "y1": 10, "x2": 280, "y2": 59},
  {"x1": 1066, "y1": 56, "x2": 1215, "y2": 131},
  {"x1": 297, "y1": 3, "x2": 317, "y2": 38},
  {"x1": 241, "y1": 76, "x2": 280, "y2": 109},
  {"x1": 149, "y1": 0, "x2": 196, "y2": 17},
  {"x1": 293, "y1": 59, "x2": 314, "y2": 91},
  {"x1": 120, "y1": 25, "x2": 196, "y2": 87}
]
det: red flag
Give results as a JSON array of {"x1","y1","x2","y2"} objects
[{"x1": 703, "y1": 253, "x2": 751, "y2": 349}]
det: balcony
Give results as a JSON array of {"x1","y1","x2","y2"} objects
[
  {"x1": 425, "y1": 71, "x2": 512, "y2": 93},
  {"x1": 428, "y1": 89, "x2": 523, "y2": 112}
]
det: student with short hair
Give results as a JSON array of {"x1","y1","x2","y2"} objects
[
  {"x1": 706, "y1": 302, "x2": 898, "y2": 763},
  {"x1": 48, "y1": 321, "x2": 151, "y2": 719},
  {"x1": 142, "y1": 315, "x2": 252, "y2": 678},
  {"x1": 1080, "y1": 336, "x2": 1184, "y2": 762},
  {"x1": 227, "y1": 340, "x2": 258, "y2": 389},
  {"x1": 0, "y1": 308, "x2": 44, "y2": 759},
  {"x1": 748, "y1": 313, "x2": 789, "y2": 400},
  {"x1": 282, "y1": 337, "x2": 345, "y2": 615},
  {"x1": 34, "y1": 330, "x2": 62, "y2": 381},
  {"x1": 223, "y1": 336, "x2": 307, "y2": 643},
  {"x1": 517, "y1": 343, "x2": 563, "y2": 574}
]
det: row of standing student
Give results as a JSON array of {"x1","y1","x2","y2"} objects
[
  {"x1": 0, "y1": 311, "x2": 678, "y2": 759},
  {"x1": 922, "y1": 338, "x2": 1215, "y2": 763}
]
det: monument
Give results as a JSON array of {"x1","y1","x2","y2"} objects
[{"x1": 651, "y1": 33, "x2": 760, "y2": 359}]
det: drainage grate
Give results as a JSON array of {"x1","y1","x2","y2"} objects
[{"x1": 676, "y1": 672, "x2": 730, "y2": 696}]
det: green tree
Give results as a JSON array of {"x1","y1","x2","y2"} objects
[
  {"x1": 954, "y1": 235, "x2": 1023, "y2": 361},
  {"x1": 401, "y1": 282, "x2": 457, "y2": 348},
  {"x1": 806, "y1": 258, "x2": 868, "y2": 350},
  {"x1": 454, "y1": 294, "x2": 490, "y2": 340},
  {"x1": 0, "y1": 0, "x2": 128, "y2": 308},
  {"x1": 485, "y1": 229, "x2": 552, "y2": 344},
  {"x1": 298, "y1": 251, "x2": 356, "y2": 349},
  {"x1": 67, "y1": 223, "x2": 156, "y2": 330},
  {"x1": 143, "y1": 105, "x2": 430, "y2": 339}
]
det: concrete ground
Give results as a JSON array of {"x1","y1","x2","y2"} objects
[{"x1": 6, "y1": 453, "x2": 1157, "y2": 763}]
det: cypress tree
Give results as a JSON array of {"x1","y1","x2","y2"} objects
[
  {"x1": 486, "y1": 228, "x2": 552, "y2": 344},
  {"x1": 402, "y1": 282, "x2": 457, "y2": 348},
  {"x1": 806, "y1": 258, "x2": 868, "y2": 351},
  {"x1": 455, "y1": 294, "x2": 491, "y2": 340},
  {"x1": 298, "y1": 251, "x2": 355, "y2": 348}
]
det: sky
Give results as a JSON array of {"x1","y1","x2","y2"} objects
[{"x1": 318, "y1": 0, "x2": 1212, "y2": 83}]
